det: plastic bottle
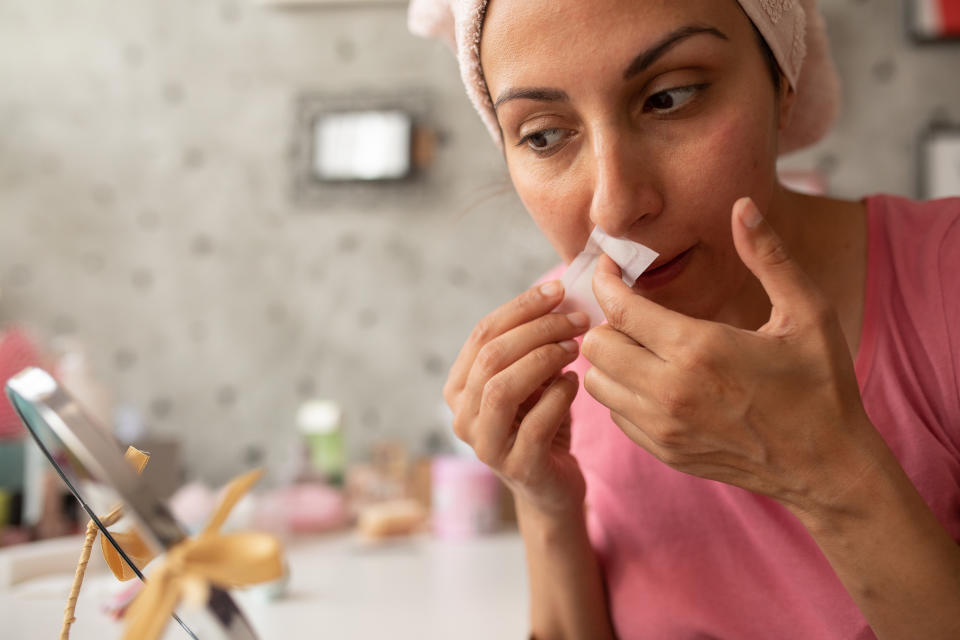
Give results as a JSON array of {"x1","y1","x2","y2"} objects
[{"x1": 296, "y1": 400, "x2": 344, "y2": 485}]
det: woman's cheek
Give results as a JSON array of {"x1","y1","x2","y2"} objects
[
  {"x1": 699, "y1": 112, "x2": 776, "y2": 201},
  {"x1": 514, "y1": 172, "x2": 586, "y2": 262}
]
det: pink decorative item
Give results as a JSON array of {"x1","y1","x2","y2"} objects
[
  {"x1": 0, "y1": 327, "x2": 42, "y2": 440},
  {"x1": 431, "y1": 456, "x2": 501, "y2": 539},
  {"x1": 101, "y1": 580, "x2": 144, "y2": 621},
  {"x1": 169, "y1": 482, "x2": 217, "y2": 534},
  {"x1": 256, "y1": 483, "x2": 349, "y2": 535}
]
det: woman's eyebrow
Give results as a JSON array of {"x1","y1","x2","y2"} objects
[
  {"x1": 494, "y1": 87, "x2": 568, "y2": 111},
  {"x1": 492, "y1": 25, "x2": 727, "y2": 111},
  {"x1": 622, "y1": 25, "x2": 729, "y2": 80}
]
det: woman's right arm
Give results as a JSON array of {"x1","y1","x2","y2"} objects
[
  {"x1": 516, "y1": 498, "x2": 615, "y2": 640},
  {"x1": 444, "y1": 280, "x2": 614, "y2": 640}
]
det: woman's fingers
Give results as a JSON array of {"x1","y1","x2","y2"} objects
[
  {"x1": 470, "y1": 341, "x2": 580, "y2": 465},
  {"x1": 506, "y1": 371, "x2": 580, "y2": 476},
  {"x1": 608, "y1": 410, "x2": 668, "y2": 460},
  {"x1": 463, "y1": 310, "x2": 589, "y2": 406},
  {"x1": 445, "y1": 281, "x2": 565, "y2": 405},
  {"x1": 581, "y1": 323, "x2": 664, "y2": 381},
  {"x1": 583, "y1": 365, "x2": 657, "y2": 427},
  {"x1": 592, "y1": 254, "x2": 700, "y2": 358}
]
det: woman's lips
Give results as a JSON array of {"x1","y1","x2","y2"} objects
[{"x1": 632, "y1": 245, "x2": 695, "y2": 290}]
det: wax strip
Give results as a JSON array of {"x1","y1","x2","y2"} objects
[{"x1": 555, "y1": 227, "x2": 658, "y2": 327}]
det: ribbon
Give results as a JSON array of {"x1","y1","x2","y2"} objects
[
  {"x1": 61, "y1": 447, "x2": 151, "y2": 640},
  {"x1": 100, "y1": 447, "x2": 155, "y2": 581},
  {"x1": 120, "y1": 468, "x2": 285, "y2": 640}
]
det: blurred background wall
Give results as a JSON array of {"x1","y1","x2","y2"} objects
[{"x1": 1, "y1": 0, "x2": 959, "y2": 485}]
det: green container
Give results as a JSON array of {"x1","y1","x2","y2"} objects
[
  {"x1": 297, "y1": 400, "x2": 344, "y2": 485},
  {"x1": 0, "y1": 489, "x2": 10, "y2": 529},
  {"x1": 0, "y1": 439, "x2": 25, "y2": 491}
]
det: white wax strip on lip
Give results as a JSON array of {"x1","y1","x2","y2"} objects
[
  {"x1": 555, "y1": 227, "x2": 659, "y2": 328},
  {"x1": 572, "y1": 227, "x2": 659, "y2": 287}
]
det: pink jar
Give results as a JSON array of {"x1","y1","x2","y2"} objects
[{"x1": 431, "y1": 456, "x2": 501, "y2": 538}]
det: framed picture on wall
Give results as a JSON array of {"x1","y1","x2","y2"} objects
[
  {"x1": 907, "y1": 0, "x2": 960, "y2": 41},
  {"x1": 918, "y1": 123, "x2": 960, "y2": 199},
  {"x1": 291, "y1": 90, "x2": 437, "y2": 209}
]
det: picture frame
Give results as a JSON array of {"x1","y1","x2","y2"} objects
[
  {"x1": 906, "y1": 0, "x2": 960, "y2": 42},
  {"x1": 918, "y1": 122, "x2": 960, "y2": 199},
  {"x1": 290, "y1": 90, "x2": 438, "y2": 210}
]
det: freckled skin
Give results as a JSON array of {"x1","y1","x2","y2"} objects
[{"x1": 482, "y1": 0, "x2": 793, "y2": 325}]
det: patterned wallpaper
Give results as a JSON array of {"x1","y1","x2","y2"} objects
[{"x1": 1, "y1": 0, "x2": 958, "y2": 485}]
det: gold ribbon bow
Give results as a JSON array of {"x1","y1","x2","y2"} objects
[
  {"x1": 100, "y1": 446, "x2": 154, "y2": 581},
  {"x1": 120, "y1": 468, "x2": 285, "y2": 640},
  {"x1": 61, "y1": 446, "x2": 153, "y2": 640}
]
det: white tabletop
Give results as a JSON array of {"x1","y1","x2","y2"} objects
[{"x1": 0, "y1": 530, "x2": 530, "y2": 639}]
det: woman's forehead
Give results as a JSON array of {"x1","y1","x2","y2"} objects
[{"x1": 481, "y1": 0, "x2": 748, "y2": 78}]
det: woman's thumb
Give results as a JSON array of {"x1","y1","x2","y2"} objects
[{"x1": 731, "y1": 197, "x2": 820, "y2": 319}]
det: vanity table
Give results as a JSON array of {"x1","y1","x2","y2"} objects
[
  {"x1": 0, "y1": 530, "x2": 529, "y2": 639},
  {"x1": 1, "y1": 367, "x2": 529, "y2": 639}
]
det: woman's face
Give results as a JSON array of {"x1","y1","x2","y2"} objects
[{"x1": 480, "y1": 0, "x2": 793, "y2": 319}]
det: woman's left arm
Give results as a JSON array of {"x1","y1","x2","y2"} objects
[
  {"x1": 793, "y1": 424, "x2": 960, "y2": 640},
  {"x1": 582, "y1": 197, "x2": 960, "y2": 640}
]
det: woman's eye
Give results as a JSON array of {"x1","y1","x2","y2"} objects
[
  {"x1": 643, "y1": 85, "x2": 702, "y2": 114},
  {"x1": 519, "y1": 128, "x2": 568, "y2": 154}
]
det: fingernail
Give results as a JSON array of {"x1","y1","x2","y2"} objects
[
  {"x1": 558, "y1": 340, "x2": 579, "y2": 353},
  {"x1": 540, "y1": 281, "x2": 561, "y2": 297},
  {"x1": 566, "y1": 311, "x2": 590, "y2": 328},
  {"x1": 562, "y1": 371, "x2": 578, "y2": 383},
  {"x1": 738, "y1": 197, "x2": 763, "y2": 229}
]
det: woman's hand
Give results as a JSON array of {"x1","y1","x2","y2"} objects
[
  {"x1": 445, "y1": 282, "x2": 591, "y2": 517},
  {"x1": 581, "y1": 197, "x2": 882, "y2": 517}
]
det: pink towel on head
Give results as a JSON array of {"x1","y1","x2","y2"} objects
[{"x1": 408, "y1": 0, "x2": 840, "y2": 155}]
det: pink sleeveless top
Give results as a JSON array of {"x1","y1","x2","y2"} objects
[{"x1": 558, "y1": 194, "x2": 960, "y2": 639}]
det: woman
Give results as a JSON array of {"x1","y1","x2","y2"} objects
[{"x1": 410, "y1": 1, "x2": 960, "y2": 638}]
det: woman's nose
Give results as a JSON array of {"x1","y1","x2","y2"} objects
[{"x1": 588, "y1": 136, "x2": 662, "y2": 238}]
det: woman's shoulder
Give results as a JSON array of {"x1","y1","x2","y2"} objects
[
  {"x1": 859, "y1": 193, "x2": 960, "y2": 412},
  {"x1": 864, "y1": 193, "x2": 960, "y2": 274},
  {"x1": 865, "y1": 193, "x2": 960, "y2": 233}
]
